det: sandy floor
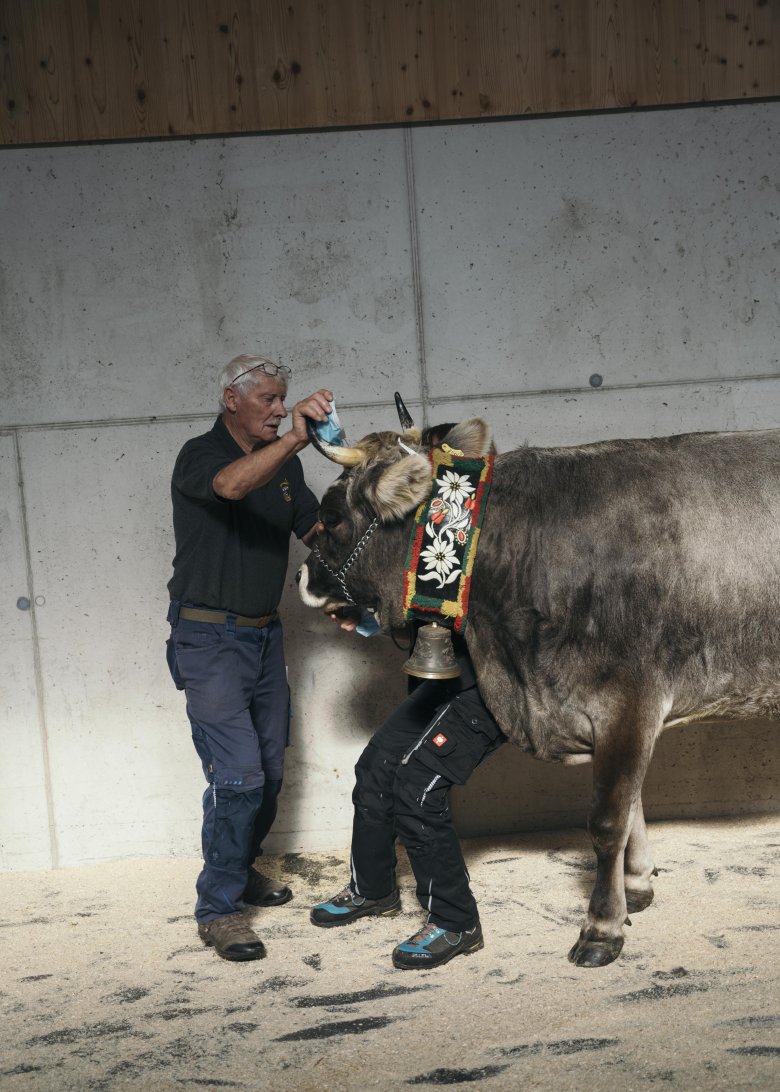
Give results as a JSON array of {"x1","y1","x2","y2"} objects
[{"x1": 1, "y1": 816, "x2": 778, "y2": 1091}]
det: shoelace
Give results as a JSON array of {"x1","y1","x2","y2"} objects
[
  {"x1": 409, "y1": 922, "x2": 443, "y2": 945},
  {"x1": 212, "y1": 915, "x2": 255, "y2": 942}
]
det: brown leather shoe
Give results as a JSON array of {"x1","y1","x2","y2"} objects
[
  {"x1": 243, "y1": 868, "x2": 293, "y2": 907},
  {"x1": 198, "y1": 914, "x2": 267, "y2": 961}
]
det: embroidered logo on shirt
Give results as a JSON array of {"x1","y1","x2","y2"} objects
[
  {"x1": 433, "y1": 733, "x2": 448, "y2": 747},
  {"x1": 280, "y1": 478, "x2": 292, "y2": 503}
]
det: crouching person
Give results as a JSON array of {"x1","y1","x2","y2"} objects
[{"x1": 311, "y1": 635, "x2": 506, "y2": 969}]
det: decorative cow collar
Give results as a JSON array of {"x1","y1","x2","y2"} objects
[{"x1": 403, "y1": 444, "x2": 494, "y2": 633}]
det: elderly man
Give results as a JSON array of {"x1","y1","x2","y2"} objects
[{"x1": 166, "y1": 353, "x2": 332, "y2": 962}]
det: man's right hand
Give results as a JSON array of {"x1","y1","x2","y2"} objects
[{"x1": 292, "y1": 389, "x2": 334, "y2": 444}]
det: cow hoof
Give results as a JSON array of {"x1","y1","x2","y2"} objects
[
  {"x1": 567, "y1": 934, "x2": 624, "y2": 968},
  {"x1": 625, "y1": 887, "x2": 655, "y2": 914}
]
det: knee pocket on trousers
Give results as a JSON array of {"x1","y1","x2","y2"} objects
[
  {"x1": 207, "y1": 786, "x2": 263, "y2": 869},
  {"x1": 353, "y1": 743, "x2": 397, "y2": 795},
  {"x1": 353, "y1": 743, "x2": 398, "y2": 822}
]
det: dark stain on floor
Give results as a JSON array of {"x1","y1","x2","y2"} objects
[
  {"x1": 176, "y1": 1078, "x2": 243, "y2": 1086},
  {"x1": 726, "y1": 1046, "x2": 780, "y2": 1056},
  {"x1": 718, "y1": 1014, "x2": 780, "y2": 1028},
  {"x1": 547, "y1": 1038, "x2": 619, "y2": 1055},
  {"x1": 496, "y1": 1042, "x2": 545, "y2": 1057},
  {"x1": 545, "y1": 850, "x2": 595, "y2": 873},
  {"x1": 613, "y1": 966, "x2": 726, "y2": 1004},
  {"x1": 407, "y1": 1064, "x2": 510, "y2": 1084},
  {"x1": 292, "y1": 982, "x2": 434, "y2": 1007},
  {"x1": 223, "y1": 1022, "x2": 259, "y2": 1036},
  {"x1": 27, "y1": 1022, "x2": 135, "y2": 1046},
  {"x1": 653, "y1": 967, "x2": 691, "y2": 979},
  {"x1": 111, "y1": 985, "x2": 151, "y2": 1003},
  {"x1": 615, "y1": 982, "x2": 711, "y2": 1003},
  {"x1": 274, "y1": 1014, "x2": 398, "y2": 1041},
  {"x1": 0, "y1": 917, "x2": 51, "y2": 929},
  {"x1": 498, "y1": 1038, "x2": 618, "y2": 1057},
  {"x1": 151, "y1": 1006, "x2": 217, "y2": 1022},
  {"x1": 278, "y1": 852, "x2": 346, "y2": 887},
  {"x1": 251, "y1": 975, "x2": 307, "y2": 994}
]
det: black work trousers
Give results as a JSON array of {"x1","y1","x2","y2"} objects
[{"x1": 349, "y1": 677, "x2": 506, "y2": 932}]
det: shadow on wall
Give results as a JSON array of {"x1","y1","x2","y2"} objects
[
  {"x1": 279, "y1": 552, "x2": 778, "y2": 851},
  {"x1": 452, "y1": 717, "x2": 780, "y2": 838}
]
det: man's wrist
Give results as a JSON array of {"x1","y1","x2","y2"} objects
[{"x1": 282, "y1": 426, "x2": 308, "y2": 455}]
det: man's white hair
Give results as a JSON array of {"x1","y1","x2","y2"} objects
[{"x1": 218, "y1": 354, "x2": 288, "y2": 409}]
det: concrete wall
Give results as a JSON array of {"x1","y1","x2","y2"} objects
[{"x1": 1, "y1": 102, "x2": 778, "y2": 871}]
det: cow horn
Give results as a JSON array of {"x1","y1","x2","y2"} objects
[
  {"x1": 394, "y1": 392, "x2": 415, "y2": 430},
  {"x1": 305, "y1": 418, "x2": 364, "y2": 466}
]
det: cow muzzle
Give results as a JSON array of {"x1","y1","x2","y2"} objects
[{"x1": 296, "y1": 559, "x2": 344, "y2": 611}]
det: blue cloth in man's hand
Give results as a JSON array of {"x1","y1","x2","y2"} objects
[{"x1": 314, "y1": 401, "x2": 346, "y2": 447}]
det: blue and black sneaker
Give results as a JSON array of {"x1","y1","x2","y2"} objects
[
  {"x1": 392, "y1": 921, "x2": 484, "y2": 969},
  {"x1": 310, "y1": 884, "x2": 401, "y2": 928}
]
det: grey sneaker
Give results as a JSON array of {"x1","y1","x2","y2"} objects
[
  {"x1": 243, "y1": 868, "x2": 293, "y2": 907},
  {"x1": 310, "y1": 884, "x2": 401, "y2": 927},
  {"x1": 198, "y1": 913, "x2": 267, "y2": 961}
]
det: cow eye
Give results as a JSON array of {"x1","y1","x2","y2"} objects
[{"x1": 320, "y1": 508, "x2": 342, "y2": 530}]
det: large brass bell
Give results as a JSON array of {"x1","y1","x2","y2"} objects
[{"x1": 402, "y1": 622, "x2": 461, "y2": 680}]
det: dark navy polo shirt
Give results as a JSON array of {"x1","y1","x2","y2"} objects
[{"x1": 168, "y1": 415, "x2": 319, "y2": 616}]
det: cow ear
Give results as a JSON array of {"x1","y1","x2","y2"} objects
[
  {"x1": 441, "y1": 418, "x2": 495, "y2": 457},
  {"x1": 372, "y1": 453, "x2": 431, "y2": 521}
]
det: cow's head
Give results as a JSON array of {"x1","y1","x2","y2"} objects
[{"x1": 297, "y1": 402, "x2": 494, "y2": 631}]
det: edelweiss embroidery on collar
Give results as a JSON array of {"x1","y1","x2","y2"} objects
[{"x1": 403, "y1": 447, "x2": 494, "y2": 632}]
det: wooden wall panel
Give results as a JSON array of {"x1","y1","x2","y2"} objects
[{"x1": 1, "y1": 1, "x2": 778, "y2": 145}]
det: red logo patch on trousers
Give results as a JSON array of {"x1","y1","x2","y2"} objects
[{"x1": 433, "y1": 733, "x2": 447, "y2": 747}]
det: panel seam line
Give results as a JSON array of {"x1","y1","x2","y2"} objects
[
  {"x1": 404, "y1": 126, "x2": 430, "y2": 429},
  {"x1": 1, "y1": 370, "x2": 779, "y2": 435},
  {"x1": 13, "y1": 432, "x2": 60, "y2": 869}
]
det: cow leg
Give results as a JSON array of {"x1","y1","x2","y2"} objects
[
  {"x1": 568, "y1": 707, "x2": 659, "y2": 968},
  {"x1": 624, "y1": 799, "x2": 658, "y2": 914}
]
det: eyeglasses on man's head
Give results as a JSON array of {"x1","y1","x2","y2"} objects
[{"x1": 231, "y1": 359, "x2": 292, "y2": 385}]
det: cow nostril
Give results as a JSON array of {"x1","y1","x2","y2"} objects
[{"x1": 295, "y1": 568, "x2": 302, "y2": 584}]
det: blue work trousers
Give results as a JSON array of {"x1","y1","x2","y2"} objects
[{"x1": 167, "y1": 602, "x2": 290, "y2": 922}]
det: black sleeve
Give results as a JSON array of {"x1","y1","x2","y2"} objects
[
  {"x1": 172, "y1": 439, "x2": 233, "y2": 504},
  {"x1": 290, "y1": 459, "x2": 320, "y2": 539}
]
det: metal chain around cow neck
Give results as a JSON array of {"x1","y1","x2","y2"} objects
[
  {"x1": 403, "y1": 443, "x2": 495, "y2": 633},
  {"x1": 312, "y1": 517, "x2": 380, "y2": 604}
]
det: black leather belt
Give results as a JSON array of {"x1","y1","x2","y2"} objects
[{"x1": 178, "y1": 606, "x2": 278, "y2": 628}]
